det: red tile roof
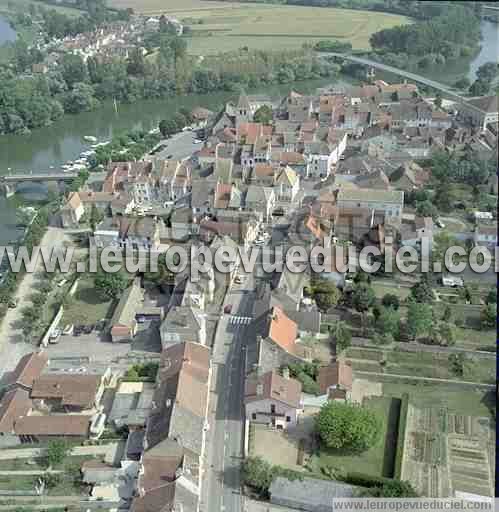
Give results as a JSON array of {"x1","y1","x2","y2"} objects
[
  {"x1": 245, "y1": 370, "x2": 302, "y2": 408},
  {"x1": 267, "y1": 307, "x2": 297, "y2": 354},
  {"x1": 318, "y1": 361, "x2": 353, "y2": 394},
  {"x1": 14, "y1": 414, "x2": 90, "y2": 437},
  {"x1": 7, "y1": 351, "x2": 48, "y2": 390},
  {"x1": 0, "y1": 389, "x2": 32, "y2": 433}
]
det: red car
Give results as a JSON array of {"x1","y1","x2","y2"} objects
[{"x1": 224, "y1": 304, "x2": 233, "y2": 314}]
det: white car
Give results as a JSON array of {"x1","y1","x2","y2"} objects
[
  {"x1": 194, "y1": 139, "x2": 203, "y2": 144},
  {"x1": 254, "y1": 239, "x2": 265, "y2": 245},
  {"x1": 435, "y1": 219, "x2": 446, "y2": 228}
]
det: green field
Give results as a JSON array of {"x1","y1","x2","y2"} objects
[
  {"x1": 61, "y1": 276, "x2": 115, "y2": 326},
  {"x1": 109, "y1": 0, "x2": 410, "y2": 53},
  {"x1": 347, "y1": 346, "x2": 496, "y2": 384},
  {"x1": 310, "y1": 396, "x2": 400, "y2": 479},
  {"x1": 0, "y1": 0, "x2": 81, "y2": 17}
]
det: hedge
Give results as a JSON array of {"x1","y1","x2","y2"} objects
[{"x1": 394, "y1": 393, "x2": 410, "y2": 479}]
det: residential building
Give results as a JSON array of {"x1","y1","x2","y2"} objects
[
  {"x1": 30, "y1": 373, "x2": 108, "y2": 412},
  {"x1": 110, "y1": 278, "x2": 144, "y2": 342},
  {"x1": 0, "y1": 389, "x2": 32, "y2": 447},
  {"x1": 458, "y1": 95, "x2": 498, "y2": 131},
  {"x1": 336, "y1": 188, "x2": 404, "y2": 223},
  {"x1": 160, "y1": 306, "x2": 206, "y2": 349},
  {"x1": 60, "y1": 192, "x2": 85, "y2": 228},
  {"x1": 1, "y1": 351, "x2": 48, "y2": 392},
  {"x1": 274, "y1": 166, "x2": 300, "y2": 212},
  {"x1": 245, "y1": 185, "x2": 276, "y2": 221},
  {"x1": 135, "y1": 342, "x2": 211, "y2": 511},
  {"x1": 317, "y1": 361, "x2": 353, "y2": 402},
  {"x1": 245, "y1": 370, "x2": 303, "y2": 429},
  {"x1": 474, "y1": 224, "x2": 497, "y2": 248},
  {"x1": 270, "y1": 476, "x2": 361, "y2": 511}
]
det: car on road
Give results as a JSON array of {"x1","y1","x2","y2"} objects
[
  {"x1": 435, "y1": 218, "x2": 446, "y2": 228},
  {"x1": 83, "y1": 325, "x2": 94, "y2": 334},
  {"x1": 49, "y1": 329, "x2": 61, "y2": 344},
  {"x1": 7, "y1": 299, "x2": 17, "y2": 309},
  {"x1": 194, "y1": 139, "x2": 203, "y2": 144},
  {"x1": 224, "y1": 304, "x2": 233, "y2": 314},
  {"x1": 167, "y1": 154, "x2": 173, "y2": 159}
]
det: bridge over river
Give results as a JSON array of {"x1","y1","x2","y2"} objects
[
  {"x1": 0, "y1": 171, "x2": 79, "y2": 197},
  {"x1": 320, "y1": 53, "x2": 487, "y2": 116}
]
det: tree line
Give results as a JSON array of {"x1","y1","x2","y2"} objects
[{"x1": 0, "y1": 32, "x2": 337, "y2": 135}]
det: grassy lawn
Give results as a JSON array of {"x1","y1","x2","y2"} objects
[
  {"x1": 61, "y1": 276, "x2": 115, "y2": 326},
  {"x1": 380, "y1": 378, "x2": 493, "y2": 417},
  {"x1": 348, "y1": 346, "x2": 496, "y2": 384},
  {"x1": 0, "y1": 455, "x2": 97, "y2": 472},
  {"x1": 0, "y1": 475, "x2": 38, "y2": 491},
  {"x1": 371, "y1": 281, "x2": 410, "y2": 301},
  {"x1": 109, "y1": 0, "x2": 409, "y2": 53},
  {"x1": 0, "y1": 0, "x2": 82, "y2": 17},
  {"x1": 310, "y1": 396, "x2": 400, "y2": 479}
]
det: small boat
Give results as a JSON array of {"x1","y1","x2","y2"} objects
[{"x1": 83, "y1": 136, "x2": 98, "y2": 143}]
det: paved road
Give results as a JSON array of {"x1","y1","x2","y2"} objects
[
  {"x1": 0, "y1": 228, "x2": 70, "y2": 385},
  {"x1": 202, "y1": 268, "x2": 255, "y2": 512},
  {"x1": 0, "y1": 470, "x2": 63, "y2": 475}
]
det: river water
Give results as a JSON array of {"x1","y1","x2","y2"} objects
[
  {"x1": 0, "y1": 16, "x2": 497, "y2": 243},
  {"x1": 0, "y1": 15, "x2": 16, "y2": 45}
]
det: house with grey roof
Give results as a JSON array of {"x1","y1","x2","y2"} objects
[
  {"x1": 270, "y1": 476, "x2": 362, "y2": 511},
  {"x1": 245, "y1": 185, "x2": 276, "y2": 221},
  {"x1": 160, "y1": 306, "x2": 206, "y2": 349},
  {"x1": 336, "y1": 188, "x2": 404, "y2": 224},
  {"x1": 458, "y1": 95, "x2": 498, "y2": 131},
  {"x1": 110, "y1": 278, "x2": 143, "y2": 343}
]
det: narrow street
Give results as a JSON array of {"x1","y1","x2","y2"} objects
[
  {"x1": 0, "y1": 227, "x2": 69, "y2": 383},
  {"x1": 201, "y1": 269, "x2": 255, "y2": 512}
]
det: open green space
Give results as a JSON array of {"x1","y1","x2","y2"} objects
[
  {"x1": 371, "y1": 281, "x2": 411, "y2": 301},
  {"x1": 309, "y1": 396, "x2": 400, "y2": 479},
  {"x1": 347, "y1": 346, "x2": 495, "y2": 384},
  {"x1": 0, "y1": 0, "x2": 81, "y2": 17},
  {"x1": 379, "y1": 378, "x2": 493, "y2": 418},
  {"x1": 110, "y1": 0, "x2": 409, "y2": 53},
  {"x1": 61, "y1": 276, "x2": 115, "y2": 326}
]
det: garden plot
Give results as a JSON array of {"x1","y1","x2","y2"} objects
[{"x1": 401, "y1": 404, "x2": 494, "y2": 497}]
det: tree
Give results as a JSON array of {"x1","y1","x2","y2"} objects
[
  {"x1": 481, "y1": 303, "x2": 496, "y2": 329},
  {"x1": 332, "y1": 321, "x2": 352, "y2": 353},
  {"x1": 434, "y1": 93, "x2": 442, "y2": 109},
  {"x1": 448, "y1": 353, "x2": 465, "y2": 377},
  {"x1": 89, "y1": 204, "x2": 104, "y2": 231},
  {"x1": 94, "y1": 271, "x2": 128, "y2": 299},
  {"x1": 406, "y1": 302, "x2": 432, "y2": 340},
  {"x1": 416, "y1": 200, "x2": 438, "y2": 219},
  {"x1": 476, "y1": 61, "x2": 498, "y2": 83},
  {"x1": 312, "y1": 279, "x2": 341, "y2": 312},
  {"x1": 370, "y1": 480, "x2": 418, "y2": 497},
  {"x1": 486, "y1": 289, "x2": 496, "y2": 305},
  {"x1": 352, "y1": 284, "x2": 375, "y2": 313},
  {"x1": 242, "y1": 457, "x2": 273, "y2": 496},
  {"x1": 410, "y1": 276, "x2": 434, "y2": 303},
  {"x1": 60, "y1": 53, "x2": 88, "y2": 88},
  {"x1": 45, "y1": 440, "x2": 70, "y2": 468},
  {"x1": 429, "y1": 321, "x2": 456, "y2": 346},
  {"x1": 253, "y1": 105, "x2": 273, "y2": 124},
  {"x1": 454, "y1": 77, "x2": 471, "y2": 90},
  {"x1": 372, "y1": 333, "x2": 394, "y2": 346},
  {"x1": 376, "y1": 307, "x2": 400, "y2": 339},
  {"x1": 316, "y1": 401, "x2": 380, "y2": 453},
  {"x1": 159, "y1": 118, "x2": 177, "y2": 137},
  {"x1": 382, "y1": 294, "x2": 400, "y2": 310},
  {"x1": 469, "y1": 79, "x2": 489, "y2": 96}
]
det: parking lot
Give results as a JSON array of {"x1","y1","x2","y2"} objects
[{"x1": 45, "y1": 319, "x2": 161, "y2": 363}]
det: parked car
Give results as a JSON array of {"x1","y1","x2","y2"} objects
[
  {"x1": 74, "y1": 325, "x2": 84, "y2": 336},
  {"x1": 62, "y1": 324, "x2": 74, "y2": 335},
  {"x1": 83, "y1": 325, "x2": 94, "y2": 334},
  {"x1": 435, "y1": 219, "x2": 446, "y2": 228},
  {"x1": 224, "y1": 304, "x2": 233, "y2": 314},
  {"x1": 49, "y1": 329, "x2": 61, "y2": 344}
]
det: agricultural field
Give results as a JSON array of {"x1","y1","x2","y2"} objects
[
  {"x1": 346, "y1": 347, "x2": 496, "y2": 384},
  {"x1": 109, "y1": 0, "x2": 410, "y2": 53},
  {"x1": 401, "y1": 404, "x2": 495, "y2": 497}
]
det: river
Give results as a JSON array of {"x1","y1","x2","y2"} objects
[
  {"x1": 0, "y1": 17, "x2": 497, "y2": 244},
  {"x1": 0, "y1": 15, "x2": 16, "y2": 45}
]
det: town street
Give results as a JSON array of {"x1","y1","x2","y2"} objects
[{"x1": 202, "y1": 268, "x2": 255, "y2": 512}]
